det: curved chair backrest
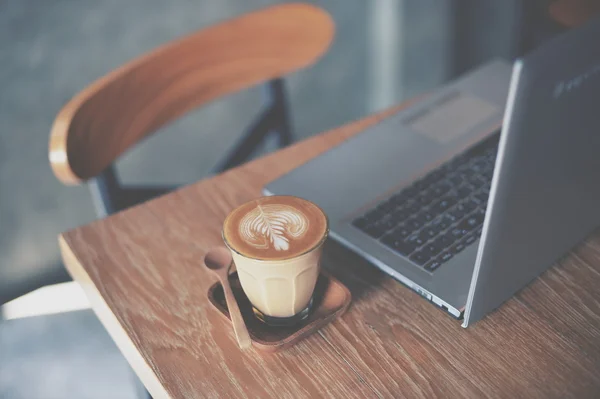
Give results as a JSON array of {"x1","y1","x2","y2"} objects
[{"x1": 49, "y1": 3, "x2": 334, "y2": 185}]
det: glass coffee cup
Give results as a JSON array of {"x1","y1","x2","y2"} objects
[{"x1": 222, "y1": 195, "x2": 328, "y2": 327}]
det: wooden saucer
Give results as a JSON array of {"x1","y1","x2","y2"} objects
[{"x1": 207, "y1": 271, "x2": 351, "y2": 352}]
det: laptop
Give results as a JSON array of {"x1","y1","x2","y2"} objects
[{"x1": 264, "y1": 16, "x2": 600, "y2": 327}]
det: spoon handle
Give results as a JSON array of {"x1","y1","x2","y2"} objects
[{"x1": 221, "y1": 275, "x2": 252, "y2": 349}]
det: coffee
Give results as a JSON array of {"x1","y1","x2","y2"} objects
[
  {"x1": 223, "y1": 196, "x2": 328, "y2": 325},
  {"x1": 223, "y1": 196, "x2": 328, "y2": 260}
]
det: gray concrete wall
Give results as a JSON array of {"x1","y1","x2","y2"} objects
[{"x1": 0, "y1": 1, "x2": 518, "y2": 397}]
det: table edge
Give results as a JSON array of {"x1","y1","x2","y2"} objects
[{"x1": 58, "y1": 234, "x2": 171, "y2": 399}]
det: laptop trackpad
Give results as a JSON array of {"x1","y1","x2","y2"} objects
[{"x1": 407, "y1": 92, "x2": 498, "y2": 144}]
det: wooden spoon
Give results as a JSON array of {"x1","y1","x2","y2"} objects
[{"x1": 204, "y1": 247, "x2": 252, "y2": 350}]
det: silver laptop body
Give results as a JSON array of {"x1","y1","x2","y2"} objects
[{"x1": 265, "y1": 16, "x2": 600, "y2": 326}]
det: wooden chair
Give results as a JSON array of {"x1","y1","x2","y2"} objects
[
  {"x1": 49, "y1": 2, "x2": 334, "y2": 217},
  {"x1": 38, "y1": 3, "x2": 333, "y2": 397}
]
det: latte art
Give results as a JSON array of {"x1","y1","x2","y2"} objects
[
  {"x1": 223, "y1": 195, "x2": 327, "y2": 260},
  {"x1": 238, "y1": 204, "x2": 309, "y2": 251}
]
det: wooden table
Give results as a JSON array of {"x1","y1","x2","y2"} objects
[{"x1": 59, "y1": 103, "x2": 600, "y2": 398}]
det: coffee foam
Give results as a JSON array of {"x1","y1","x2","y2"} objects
[{"x1": 223, "y1": 196, "x2": 328, "y2": 260}]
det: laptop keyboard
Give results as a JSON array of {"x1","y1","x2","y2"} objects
[{"x1": 351, "y1": 133, "x2": 500, "y2": 272}]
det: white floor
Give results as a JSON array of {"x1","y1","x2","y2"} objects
[{"x1": 0, "y1": 309, "x2": 138, "y2": 399}]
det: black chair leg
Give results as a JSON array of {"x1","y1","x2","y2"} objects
[
  {"x1": 266, "y1": 78, "x2": 294, "y2": 148},
  {"x1": 212, "y1": 78, "x2": 295, "y2": 173},
  {"x1": 212, "y1": 106, "x2": 278, "y2": 172},
  {"x1": 89, "y1": 165, "x2": 121, "y2": 218}
]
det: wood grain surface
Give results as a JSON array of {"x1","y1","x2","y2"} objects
[
  {"x1": 60, "y1": 100, "x2": 600, "y2": 398},
  {"x1": 49, "y1": 2, "x2": 334, "y2": 184}
]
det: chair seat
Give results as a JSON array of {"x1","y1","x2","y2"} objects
[{"x1": 0, "y1": 310, "x2": 138, "y2": 399}]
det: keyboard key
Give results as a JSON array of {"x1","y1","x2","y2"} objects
[
  {"x1": 421, "y1": 173, "x2": 443, "y2": 190},
  {"x1": 391, "y1": 224, "x2": 411, "y2": 239},
  {"x1": 379, "y1": 217, "x2": 399, "y2": 232},
  {"x1": 475, "y1": 208, "x2": 486, "y2": 221},
  {"x1": 392, "y1": 197, "x2": 412, "y2": 211},
  {"x1": 380, "y1": 233, "x2": 395, "y2": 244},
  {"x1": 401, "y1": 184, "x2": 419, "y2": 198},
  {"x1": 449, "y1": 204, "x2": 468, "y2": 221},
  {"x1": 421, "y1": 210, "x2": 435, "y2": 222},
  {"x1": 432, "y1": 183, "x2": 451, "y2": 197},
  {"x1": 410, "y1": 251, "x2": 431, "y2": 266},
  {"x1": 380, "y1": 238, "x2": 396, "y2": 254},
  {"x1": 456, "y1": 159, "x2": 475, "y2": 175},
  {"x1": 438, "y1": 251, "x2": 454, "y2": 263},
  {"x1": 406, "y1": 217, "x2": 424, "y2": 231},
  {"x1": 462, "y1": 199, "x2": 478, "y2": 213},
  {"x1": 364, "y1": 208, "x2": 386, "y2": 223},
  {"x1": 431, "y1": 196, "x2": 457, "y2": 214},
  {"x1": 406, "y1": 234, "x2": 427, "y2": 248},
  {"x1": 449, "y1": 226, "x2": 468, "y2": 240},
  {"x1": 459, "y1": 199, "x2": 477, "y2": 212},
  {"x1": 450, "y1": 153, "x2": 469, "y2": 167},
  {"x1": 448, "y1": 174, "x2": 463, "y2": 186},
  {"x1": 419, "y1": 172, "x2": 442, "y2": 189},
  {"x1": 446, "y1": 212, "x2": 460, "y2": 223},
  {"x1": 425, "y1": 259, "x2": 442, "y2": 272},
  {"x1": 423, "y1": 241, "x2": 443, "y2": 257},
  {"x1": 431, "y1": 215, "x2": 454, "y2": 231},
  {"x1": 452, "y1": 241, "x2": 466, "y2": 255},
  {"x1": 420, "y1": 242, "x2": 439, "y2": 258},
  {"x1": 406, "y1": 201, "x2": 421, "y2": 215},
  {"x1": 417, "y1": 190, "x2": 435, "y2": 206},
  {"x1": 363, "y1": 223, "x2": 388, "y2": 239},
  {"x1": 474, "y1": 192, "x2": 489, "y2": 204},
  {"x1": 390, "y1": 190, "x2": 408, "y2": 201},
  {"x1": 352, "y1": 217, "x2": 369, "y2": 229},
  {"x1": 463, "y1": 233, "x2": 477, "y2": 246},
  {"x1": 412, "y1": 178, "x2": 427, "y2": 191},
  {"x1": 456, "y1": 185, "x2": 472, "y2": 198},
  {"x1": 426, "y1": 221, "x2": 446, "y2": 238},
  {"x1": 376, "y1": 200, "x2": 396, "y2": 213},
  {"x1": 427, "y1": 169, "x2": 446, "y2": 183},
  {"x1": 414, "y1": 211, "x2": 432, "y2": 225},
  {"x1": 468, "y1": 175, "x2": 485, "y2": 188},
  {"x1": 471, "y1": 159, "x2": 488, "y2": 173},
  {"x1": 434, "y1": 233, "x2": 455, "y2": 249},
  {"x1": 419, "y1": 226, "x2": 437, "y2": 240},
  {"x1": 390, "y1": 207, "x2": 410, "y2": 223},
  {"x1": 457, "y1": 212, "x2": 484, "y2": 232},
  {"x1": 381, "y1": 236, "x2": 418, "y2": 256}
]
